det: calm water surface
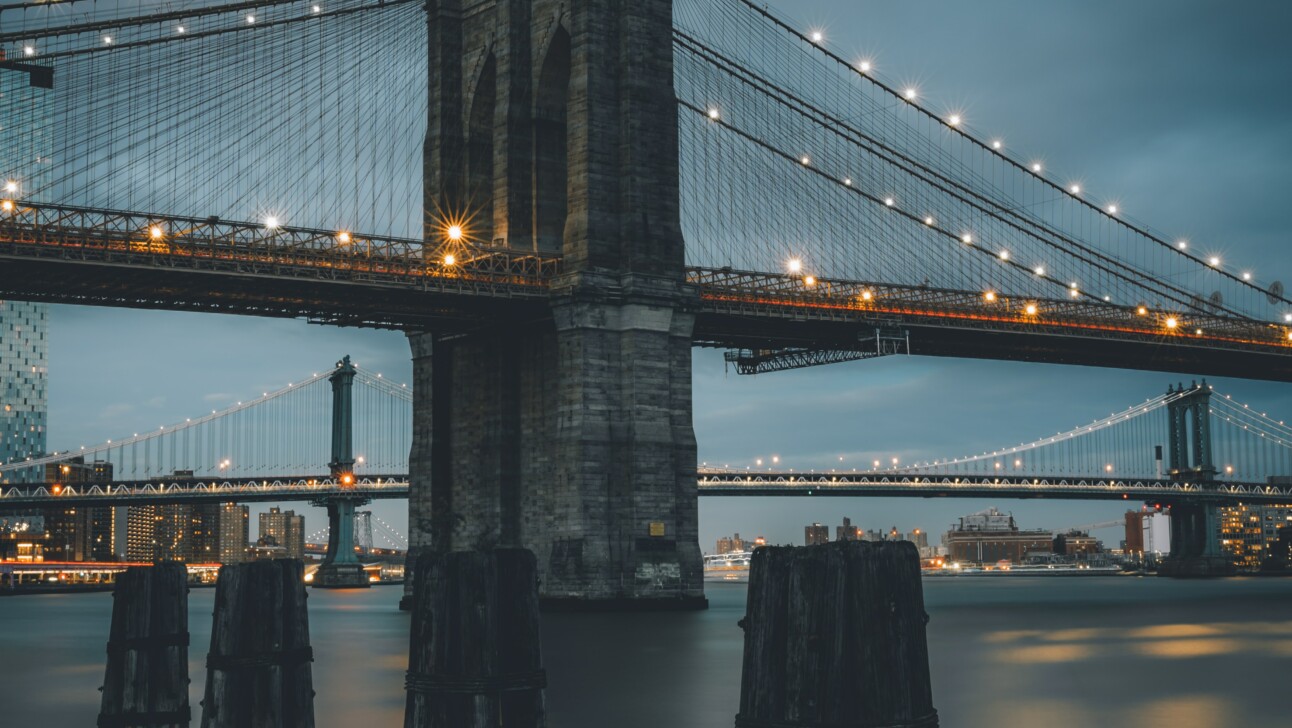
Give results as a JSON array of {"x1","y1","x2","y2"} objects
[{"x1": 2, "y1": 577, "x2": 1290, "y2": 727}]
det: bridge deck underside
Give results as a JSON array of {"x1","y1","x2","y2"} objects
[
  {"x1": 4, "y1": 217, "x2": 1291, "y2": 380},
  {"x1": 694, "y1": 306, "x2": 1292, "y2": 382}
]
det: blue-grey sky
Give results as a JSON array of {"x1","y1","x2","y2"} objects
[{"x1": 46, "y1": 0, "x2": 1292, "y2": 550}]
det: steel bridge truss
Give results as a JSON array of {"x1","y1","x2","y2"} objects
[
  {"x1": 690, "y1": 267, "x2": 1292, "y2": 359},
  {"x1": 0, "y1": 475, "x2": 409, "y2": 508},
  {"x1": 0, "y1": 202, "x2": 560, "y2": 293},
  {"x1": 696, "y1": 471, "x2": 1292, "y2": 504}
]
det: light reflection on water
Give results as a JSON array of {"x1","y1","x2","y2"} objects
[{"x1": 1, "y1": 577, "x2": 1290, "y2": 727}]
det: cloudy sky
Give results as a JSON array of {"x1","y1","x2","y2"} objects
[{"x1": 44, "y1": 0, "x2": 1292, "y2": 551}]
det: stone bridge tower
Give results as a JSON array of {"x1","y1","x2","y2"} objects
[{"x1": 403, "y1": 0, "x2": 705, "y2": 609}]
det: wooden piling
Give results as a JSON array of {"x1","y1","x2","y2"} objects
[
  {"x1": 404, "y1": 549, "x2": 545, "y2": 728},
  {"x1": 200, "y1": 559, "x2": 314, "y2": 728},
  {"x1": 737, "y1": 541, "x2": 938, "y2": 728},
  {"x1": 98, "y1": 562, "x2": 190, "y2": 728}
]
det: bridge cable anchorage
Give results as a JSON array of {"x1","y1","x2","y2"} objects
[{"x1": 681, "y1": 0, "x2": 1292, "y2": 312}]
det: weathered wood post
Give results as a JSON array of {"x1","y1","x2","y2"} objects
[
  {"x1": 404, "y1": 549, "x2": 545, "y2": 728},
  {"x1": 200, "y1": 559, "x2": 314, "y2": 728},
  {"x1": 98, "y1": 562, "x2": 190, "y2": 728},
  {"x1": 737, "y1": 541, "x2": 938, "y2": 728}
]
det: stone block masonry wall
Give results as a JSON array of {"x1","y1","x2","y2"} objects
[{"x1": 405, "y1": 0, "x2": 703, "y2": 608}]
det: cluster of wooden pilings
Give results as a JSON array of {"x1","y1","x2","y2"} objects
[{"x1": 99, "y1": 543, "x2": 936, "y2": 727}]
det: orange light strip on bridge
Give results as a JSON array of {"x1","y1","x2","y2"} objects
[{"x1": 696, "y1": 282, "x2": 1292, "y2": 352}]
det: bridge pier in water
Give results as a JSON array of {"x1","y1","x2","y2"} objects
[
  {"x1": 1160, "y1": 382, "x2": 1236, "y2": 578},
  {"x1": 314, "y1": 356, "x2": 371, "y2": 589},
  {"x1": 402, "y1": 0, "x2": 704, "y2": 609}
]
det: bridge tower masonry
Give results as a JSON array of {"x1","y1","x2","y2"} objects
[
  {"x1": 1159, "y1": 381, "x2": 1236, "y2": 578},
  {"x1": 403, "y1": 0, "x2": 705, "y2": 609}
]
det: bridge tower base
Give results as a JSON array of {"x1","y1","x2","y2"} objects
[
  {"x1": 1157, "y1": 502, "x2": 1236, "y2": 578},
  {"x1": 403, "y1": 0, "x2": 705, "y2": 609},
  {"x1": 314, "y1": 496, "x2": 371, "y2": 588}
]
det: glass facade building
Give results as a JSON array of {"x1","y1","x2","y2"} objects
[{"x1": 1, "y1": 302, "x2": 48, "y2": 482}]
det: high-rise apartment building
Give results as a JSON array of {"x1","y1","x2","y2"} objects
[
  {"x1": 0, "y1": 302, "x2": 47, "y2": 484},
  {"x1": 218, "y1": 504, "x2": 249, "y2": 564},
  {"x1": 259, "y1": 507, "x2": 305, "y2": 559},
  {"x1": 805, "y1": 522, "x2": 829, "y2": 546},
  {"x1": 126, "y1": 502, "x2": 244, "y2": 563},
  {"x1": 1220, "y1": 504, "x2": 1292, "y2": 570}
]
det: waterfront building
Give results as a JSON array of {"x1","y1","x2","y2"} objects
[
  {"x1": 836, "y1": 517, "x2": 861, "y2": 541},
  {"x1": 943, "y1": 508, "x2": 1053, "y2": 564},
  {"x1": 715, "y1": 533, "x2": 747, "y2": 554},
  {"x1": 260, "y1": 507, "x2": 305, "y2": 559},
  {"x1": 1124, "y1": 510, "x2": 1146, "y2": 555},
  {"x1": 125, "y1": 502, "x2": 242, "y2": 563},
  {"x1": 36, "y1": 458, "x2": 117, "y2": 561},
  {"x1": 1053, "y1": 530, "x2": 1101, "y2": 558},
  {"x1": 804, "y1": 522, "x2": 829, "y2": 546},
  {"x1": 1220, "y1": 504, "x2": 1292, "y2": 570}
]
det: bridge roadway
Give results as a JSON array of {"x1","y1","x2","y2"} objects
[
  {"x1": 3, "y1": 470, "x2": 1291, "y2": 508},
  {"x1": 3, "y1": 203, "x2": 1291, "y2": 382}
]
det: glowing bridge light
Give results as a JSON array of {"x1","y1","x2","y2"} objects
[
  {"x1": 442, "y1": 252, "x2": 456, "y2": 265},
  {"x1": 313, "y1": 4, "x2": 322, "y2": 12},
  {"x1": 1106, "y1": 204, "x2": 1118, "y2": 214},
  {"x1": 1209, "y1": 256, "x2": 1220, "y2": 267},
  {"x1": 1195, "y1": 328, "x2": 1204, "y2": 335},
  {"x1": 1069, "y1": 288, "x2": 1080, "y2": 298},
  {"x1": 961, "y1": 233, "x2": 972, "y2": 244},
  {"x1": 991, "y1": 140, "x2": 1003, "y2": 150},
  {"x1": 1243, "y1": 272, "x2": 1252, "y2": 281},
  {"x1": 861, "y1": 290, "x2": 873, "y2": 301},
  {"x1": 948, "y1": 114, "x2": 962, "y2": 126},
  {"x1": 804, "y1": 275, "x2": 817, "y2": 287},
  {"x1": 177, "y1": 25, "x2": 185, "y2": 33},
  {"x1": 24, "y1": 46, "x2": 35, "y2": 57},
  {"x1": 1177, "y1": 240, "x2": 1188, "y2": 250},
  {"x1": 843, "y1": 177, "x2": 852, "y2": 186},
  {"x1": 1285, "y1": 314, "x2": 1292, "y2": 323},
  {"x1": 447, "y1": 224, "x2": 464, "y2": 241},
  {"x1": 884, "y1": 197, "x2": 895, "y2": 207},
  {"x1": 903, "y1": 87, "x2": 917, "y2": 100},
  {"x1": 149, "y1": 225, "x2": 163, "y2": 240},
  {"x1": 103, "y1": 36, "x2": 113, "y2": 45},
  {"x1": 336, "y1": 231, "x2": 351, "y2": 244},
  {"x1": 998, "y1": 250, "x2": 1010, "y2": 261},
  {"x1": 1069, "y1": 184, "x2": 1081, "y2": 194},
  {"x1": 263, "y1": 216, "x2": 280, "y2": 229},
  {"x1": 3, "y1": 180, "x2": 16, "y2": 193},
  {"x1": 1165, "y1": 317, "x2": 1179, "y2": 329},
  {"x1": 810, "y1": 30, "x2": 824, "y2": 43},
  {"x1": 787, "y1": 258, "x2": 803, "y2": 274},
  {"x1": 1030, "y1": 162, "x2": 1042, "y2": 173},
  {"x1": 1025, "y1": 303, "x2": 1038, "y2": 316},
  {"x1": 1033, "y1": 266, "x2": 1045, "y2": 276},
  {"x1": 800, "y1": 155, "x2": 811, "y2": 166},
  {"x1": 246, "y1": 14, "x2": 256, "y2": 23},
  {"x1": 858, "y1": 60, "x2": 872, "y2": 73},
  {"x1": 984, "y1": 290, "x2": 997, "y2": 302},
  {"x1": 1, "y1": 200, "x2": 14, "y2": 213},
  {"x1": 1137, "y1": 306, "x2": 1148, "y2": 316},
  {"x1": 708, "y1": 108, "x2": 720, "y2": 120},
  {"x1": 924, "y1": 216, "x2": 935, "y2": 226}
]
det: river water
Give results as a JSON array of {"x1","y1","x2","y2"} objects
[{"x1": 2, "y1": 577, "x2": 1289, "y2": 727}]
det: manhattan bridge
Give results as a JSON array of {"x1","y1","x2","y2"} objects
[{"x1": 2, "y1": 0, "x2": 1291, "y2": 602}]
